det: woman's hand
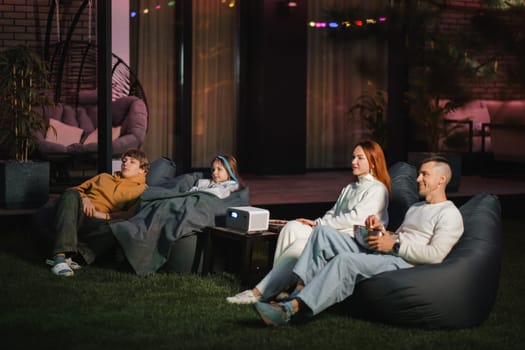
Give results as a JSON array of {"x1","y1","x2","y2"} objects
[{"x1": 296, "y1": 218, "x2": 316, "y2": 227}]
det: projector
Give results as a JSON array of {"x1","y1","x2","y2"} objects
[{"x1": 226, "y1": 206, "x2": 270, "y2": 232}]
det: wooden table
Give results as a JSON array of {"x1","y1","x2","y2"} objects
[{"x1": 196, "y1": 226, "x2": 279, "y2": 287}]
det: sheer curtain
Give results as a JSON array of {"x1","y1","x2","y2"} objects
[
  {"x1": 307, "y1": 0, "x2": 388, "y2": 168},
  {"x1": 192, "y1": 1, "x2": 238, "y2": 168},
  {"x1": 132, "y1": 0, "x2": 237, "y2": 166},
  {"x1": 131, "y1": 0, "x2": 176, "y2": 162}
]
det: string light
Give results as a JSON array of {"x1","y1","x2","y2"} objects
[
  {"x1": 131, "y1": 1, "x2": 235, "y2": 19},
  {"x1": 308, "y1": 17, "x2": 387, "y2": 29}
]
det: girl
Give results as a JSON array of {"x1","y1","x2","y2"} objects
[{"x1": 190, "y1": 155, "x2": 243, "y2": 199}]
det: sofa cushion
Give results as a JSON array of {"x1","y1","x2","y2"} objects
[
  {"x1": 485, "y1": 99, "x2": 525, "y2": 124},
  {"x1": 112, "y1": 96, "x2": 135, "y2": 125},
  {"x1": 83, "y1": 126, "x2": 122, "y2": 145},
  {"x1": 76, "y1": 106, "x2": 96, "y2": 134},
  {"x1": 45, "y1": 118, "x2": 84, "y2": 146}
]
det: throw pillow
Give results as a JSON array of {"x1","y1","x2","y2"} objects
[
  {"x1": 83, "y1": 126, "x2": 122, "y2": 144},
  {"x1": 45, "y1": 118, "x2": 84, "y2": 146}
]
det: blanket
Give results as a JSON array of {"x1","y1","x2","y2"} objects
[{"x1": 110, "y1": 172, "x2": 250, "y2": 274}]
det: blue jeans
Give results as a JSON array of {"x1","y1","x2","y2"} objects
[{"x1": 293, "y1": 225, "x2": 412, "y2": 315}]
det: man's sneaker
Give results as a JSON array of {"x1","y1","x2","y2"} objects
[
  {"x1": 46, "y1": 258, "x2": 81, "y2": 270},
  {"x1": 226, "y1": 290, "x2": 260, "y2": 304},
  {"x1": 65, "y1": 258, "x2": 82, "y2": 270},
  {"x1": 253, "y1": 301, "x2": 294, "y2": 326},
  {"x1": 51, "y1": 261, "x2": 74, "y2": 277}
]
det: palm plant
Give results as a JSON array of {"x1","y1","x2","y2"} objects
[
  {"x1": 348, "y1": 88, "x2": 388, "y2": 148},
  {"x1": 0, "y1": 45, "x2": 53, "y2": 162}
]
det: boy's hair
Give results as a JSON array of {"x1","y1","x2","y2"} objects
[{"x1": 122, "y1": 148, "x2": 151, "y2": 173}]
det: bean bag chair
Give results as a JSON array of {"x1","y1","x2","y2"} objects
[
  {"x1": 386, "y1": 161, "x2": 419, "y2": 231},
  {"x1": 346, "y1": 192, "x2": 502, "y2": 329}
]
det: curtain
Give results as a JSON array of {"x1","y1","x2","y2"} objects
[
  {"x1": 131, "y1": 0, "x2": 176, "y2": 162},
  {"x1": 307, "y1": 0, "x2": 388, "y2": 168},
  {"x1": 192, "y1": 0, "x2": 238, "y2": 168}
]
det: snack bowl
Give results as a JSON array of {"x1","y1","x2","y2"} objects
[{"x1": 354, "y1": 224, "x2": 383, "y2": 250}]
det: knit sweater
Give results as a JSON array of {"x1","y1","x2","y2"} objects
[
  {"x1": 315, "y1": 173, "x2": 389, "y2": 236},
  {"x1": 396, "y1": 200, "x2": 464, "y2": 265},
  {"x1": 71, "y1": 172, "x2": 147, "y2": 218}
]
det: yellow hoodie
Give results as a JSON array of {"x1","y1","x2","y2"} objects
[{"x1": 71, "y1": 172, "x2": 147, "y2": 219}]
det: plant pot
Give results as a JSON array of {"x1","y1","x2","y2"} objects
[
  {"x1": 0, "y1": 160, "x2": 50, "y2": 209},
  {"x1": 407, "y1": 152, "x2": 462, "y2": 193}
]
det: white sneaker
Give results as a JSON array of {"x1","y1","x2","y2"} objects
[
  {"x1": 65, "y1": 258, "x2": 82, "y2": 270},
  {"x1": 226, "y1": 290, "x2": 260, "y2": 304},
  {"x1": 51, "y1": 262, "x2": 74, "y2": 277},
  {"x1": 46, "y1": 258, "x2": 81, "y2": 270}
]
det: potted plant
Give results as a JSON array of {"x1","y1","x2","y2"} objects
[
  {"x1": 400, "y1": 2, "x2": 496, "y2": 191},
  {"x1": 348, "y1": 87, "x2": 388, "y2": 149},
  {"x1": 0, "y1": 45, "x2": 53, "y2": 209}
]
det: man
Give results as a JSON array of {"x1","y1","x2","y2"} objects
[
  {"x1": 253, "y1": 156, "x2": 464, "y2": 326},
  {"x1": 50, "y1": 148, "x2": 150, "y2": 277}
]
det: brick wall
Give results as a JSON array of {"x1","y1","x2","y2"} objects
[
  {"x1": 0, "y1": 0, "x2": 96, "y2": 53},
  {"x1": 439, "y1": 0, "x2": 525, "y2": 99}
]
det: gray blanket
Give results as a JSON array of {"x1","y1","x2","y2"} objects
[{"x1": 110, "y1": 172, "x2": 250, "y2": 274}]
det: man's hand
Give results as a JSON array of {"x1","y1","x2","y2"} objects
[
  {"x1": 366, "y1": 231, "x2": 396, "y2": 253},
  {"x1": 81, "y1": 197, "x2": 96, "y2": 217},
  {"x1": 296, "y1": 218, "x2": 316, "y2": 227},
  {"x1": 365, "y1": 215, "x2": 383, "y2": 231}
]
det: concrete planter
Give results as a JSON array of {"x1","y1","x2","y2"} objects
[{"x1": 0, "y1": 160, "x2": 50, "y2": 209}]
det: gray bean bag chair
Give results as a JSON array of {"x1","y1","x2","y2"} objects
[{"x1": 346, "y1": 166, "x2": 502, "y2": 330}]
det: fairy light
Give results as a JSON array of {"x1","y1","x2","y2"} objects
[
  {"x1": 308, "y1": 17, "x2": 387, "y2": 30},
  {"x1": 155, "y1": 4, "x2": 161, "y2": 10}
]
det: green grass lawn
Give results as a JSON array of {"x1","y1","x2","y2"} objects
[{"x1": 1, "y1": 214, "x2": 524, "y2": 350}]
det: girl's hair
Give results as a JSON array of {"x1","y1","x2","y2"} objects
[
  {"x1": 122, "y1": 148, "x2": 151, "y2": 173},
  {"x1": 212, "y1": 154, "x2": 244, "y2": 189},
  {"x1": 353, "y1": 140, "x2": 391, "y2": 196}
]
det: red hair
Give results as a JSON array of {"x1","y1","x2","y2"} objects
[{"x1": 352, "y1": 140, "x2": 391, "y2": 196}]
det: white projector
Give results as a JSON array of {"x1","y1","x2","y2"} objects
[{"x1": 226, "y1": 206, "x2": 270, "y2": 232}]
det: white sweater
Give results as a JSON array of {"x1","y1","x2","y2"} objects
[
  {"x1": 315, "y1": 173, "x2": 389, "y2": 236},
  {"x1": 396, "y1": 200, "x2": 464, "y2": 265}
]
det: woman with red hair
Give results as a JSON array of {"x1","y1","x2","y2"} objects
[{"x1": 228, "y1": 139, "x2": 391, "y2": 304}]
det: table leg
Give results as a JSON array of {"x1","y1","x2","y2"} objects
[
  {"x1": 196, "y1": 230, "x2": 213, "y2": 276},
  {"x1": 239, "y1": 238, "x2": 253, "y2": 287}
]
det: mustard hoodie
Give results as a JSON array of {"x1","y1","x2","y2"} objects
[{"x1": 71, "y1": 172, "x2": 147, "y2": 220}]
